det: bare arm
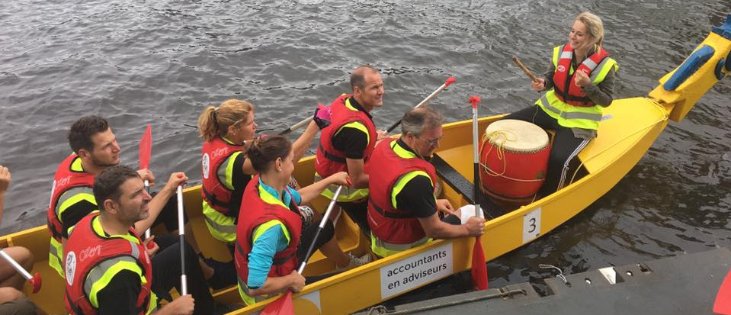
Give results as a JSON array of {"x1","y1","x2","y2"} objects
[
  {"x1": 298, "y1": 172, "x2": 349, "y2": 204},
  {"x1": 345, "y1": 158, "x2": 368, "y2": 189},
  {"x1": 134, "y1": 172, "x2": 187, "y2": 234},
  {"x1": 0, "y1": 166, "x2": 8, "y2": 226},
  {"x1": 292, "y1": 121, "x2": 320, "y2": 163},
  {"x1": 417, "y1": 215, "x2": 484, "y2": 239},
  {"x1": 248, "y1": 270, "x2": 305, "y2": 297}
]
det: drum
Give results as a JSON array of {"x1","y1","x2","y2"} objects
[{"x1": 479, "y1": 119, "x2": 551, "y2": 200}]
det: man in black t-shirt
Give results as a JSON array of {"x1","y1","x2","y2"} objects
[
  {"x1": 315, "y1": 65, "x2": 388, "y2": 234},
  {"x1": 366, "y1": 107, "x2": 485, "y2": 257}
]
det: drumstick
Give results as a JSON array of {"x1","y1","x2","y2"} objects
[{"x1": 512, "y1": 56, "x2": 540, "y2": 82}]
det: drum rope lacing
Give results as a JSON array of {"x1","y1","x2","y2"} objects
[{"x1": 479, "y1": 130, "x2": 544, "y2": 182}]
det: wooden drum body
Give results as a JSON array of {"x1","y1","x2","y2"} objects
[{"x1": 479, "y1": 119, "x2": 551, "y2": 200}]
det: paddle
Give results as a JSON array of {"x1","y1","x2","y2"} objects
[
  {"x1": 714, "y1": 268, "x2": 731, "y2": 314},
  {"x1": 261, "y1": 185, "x2": 344, "y2": 315},
  {"x1": 278, "y1": 116, "x2": 312, "y2": 136},
  {"x1": 386, "y1": 76, "x2": 457, "y2": 133},
  {"x1": 511, "y1": 56, "x2": 540, "y2": 82},
  {"x1": 183, "y1": 116, "x2": 306, "y2": 135},
  {"x1": 0, "y1": 249, "x2": 41, "y2": 293},
  {"x1": 469, "y1": 95, "x2": 488, "y2": 291},
  {"x1": 175, "y1": 185, "x2": 188, "y2": 296},
  {"x1": 138, "y1": 124, "x2": 152, "y2": 239}
]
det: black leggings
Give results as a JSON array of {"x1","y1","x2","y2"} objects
[
  {"x1": 338, "y1": 200, "x2": 370, "y2": 236},
  {"x1": 503, "y1": 106, "x2": 589, "y2": 194},
  {"x1": 152, "y1": 235, "x2": 213, "y2": 315},
  {"x1": 296, "y1": 218, "x2": 336, "y2": 265}
]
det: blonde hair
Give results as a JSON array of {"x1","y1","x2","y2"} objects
[
  {"x1": 197, "y1": 99, "x2": 254, "y2": 141},
  {"x1": 575, "y1": 11, "x2": 605, "y2": 49}
]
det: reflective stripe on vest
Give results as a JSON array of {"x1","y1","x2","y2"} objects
[
  {"x1": 235, "y1": 219, "x2": 293, "y2": 306},
  {"x1": 49, "y1": 186, "x2": 96, "y2": 277},
  {"x1": 370, "y1": 233, "x2": 430, "y2": 258},
  {"x1": 368, "y1": 140, "x2": 436, "y2": 257},
  {"x1": 85, "y1": 254, "x2": 144, "y2": 308},
  {"x1": 56, "y1": 187, "x2": 96, "y2": 225},
  {"x1": 315, "y1": 172, "x2": 369, "y2": 203},
  {"x1": 235, "y1": 179, "x2": 302, "y2": 306},
  {"x1": 237, "y1": 277, "x2": 271, "y2": 306},
  {"x1": 49, "y1": 238, "x2": 65, "y2": 277},
  {"x1": 538, "y1": 45, "x2": 618, "y2": 130},
  {"x1": 202, "y1": 201, "x2": 237, "y2": 243}
]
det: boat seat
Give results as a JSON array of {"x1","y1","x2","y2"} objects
[{"x1": 431, "y1": 153, "x2": 506, "y2": 219}]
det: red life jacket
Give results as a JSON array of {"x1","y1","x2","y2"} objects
[
  {"x1": 315, "y1": 94, "x2": 377, "y2": 178},
  {"x1": 367, "y1": 139, "x2": 437, "y2": 244},
  {"x1": 47, "y1": 154, "x2": 96, "y2": 241},
  {"x1": 234, "y1": 175, "x2": 303, "y2": 288},
  {"x1": 64, "y1": 213, "x2": 153, "y2": 315},
  {"x1": 201, "y1": 137, "x2": 244, "y2": 214},
  {"x1": 552, "y1": 44, "x2": 610, "y2": 107}
]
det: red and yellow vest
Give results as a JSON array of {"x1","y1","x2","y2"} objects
[
  {"x1": 47, "y1": 153, "x2": 96, "y2": 277},
  {"x1": 234, "y1": 175, "x2": 303, "y2": 305},
  {"x1": 201, "y1": 137, "x2": 245, "y2": 242},
  {"x1": 367, "y1": 139, "x2": 436, "y2": 257},
  {"x1": 536, "y1": 44, "x2": 618, "y2": 130},
  {"x1": 64, "y1": 213, "x2": 156, "y2": 315},
  {"x1": 315, "y1": 94, "x2": 377, "y2": 202}
]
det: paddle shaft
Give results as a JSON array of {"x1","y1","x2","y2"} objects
[
  {"x1": 386, "y1": 77, "x2": 456, "y2": 133},
  {"x1": 279, "y1": 116, "x2": 311, "y2": 136},
  {"x1": 144, "y1": 183, "x2": 151, "y2": 239},
  {"x1": 512, "y1": 56, "x2": 540, "y2": 82},
  {"x1": 470, "y1": 99, "x2": 482, "y2": 217},
  {"x1": 176, "y1": 185, "x2": 187, "y2": 295},
  {"x1": 297, "y1": 185, "x2": 343, "y2": 274},
  {"x1": 470, "y1": 96, "x2": 488, "y2": 291},
  {"x1": 0, "y1": 250, "x2": 33, "y2": 280}
]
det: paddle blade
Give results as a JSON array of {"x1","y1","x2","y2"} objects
[
  {"x1": 138, "y1": 124, "x2": 152, "y2": 170},
  {"x1": 261, "y1": 291, "x2": 294, "y2": 315},
  {"x1": 471, "y1": 237, "x2": 488, "y2": 290},
  {"x1": 30, "y1": 272, "x2": 42, "y2": 293},
  {"x1": 714, "y1": 268, "x2": 731, "y2": 314}
]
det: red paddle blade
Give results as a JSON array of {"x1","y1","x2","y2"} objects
[
  {"x1": 261, "y1": 291, "x2": 294, "y2": 315},
  {"x1": 471, "y1": 237, "x2": 488, "y2": 290},
  {"x1": 30, "y1": 272, "x2": 42, "y2": 293},
  {"x1": 714, "y1": 268, "x2": 731, "y2": 314},
  {"x1": 138, "y1": 124, "x2": 152, "y2": 170}
]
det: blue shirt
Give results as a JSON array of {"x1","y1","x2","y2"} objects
[{"x1": 247, "y1": 179, "x2": 302, "y2": 288}]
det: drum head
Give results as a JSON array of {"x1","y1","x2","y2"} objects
[{"x1": 484, "y1": 119, "x2": 549, "y2": 153}]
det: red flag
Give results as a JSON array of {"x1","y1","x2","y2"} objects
[
  {"x1": 139, "y1": 124, "x2": 152, "y2": 170},
  {"x1": 714, "y1": 268, "x2": 731, "y2": 314},
  {"x1": 471, "y1": 237, "x2": 488, "y2": 290},
  {"x1": 261, "y1": 291, "x2": 294, "y2": 315}
]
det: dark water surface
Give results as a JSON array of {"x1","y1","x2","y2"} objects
[{"x1": 1, "y1": 0, "x2": 729, "y2": 309}]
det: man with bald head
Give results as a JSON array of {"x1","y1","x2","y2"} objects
[{"x1": 314, "y1": 65, "x2": 387, "y2": 234}]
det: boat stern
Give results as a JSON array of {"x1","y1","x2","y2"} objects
[{"x1": 649, "y1": 14, "x2": 731, "y2": 122}]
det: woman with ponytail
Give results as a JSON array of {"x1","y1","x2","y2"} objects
[
  {"x1": 197, "y1": 99, "x2": 321, "y2": 289},
  {"x1": 233, "y1": 135, "x2": 370, "y2": 305}
]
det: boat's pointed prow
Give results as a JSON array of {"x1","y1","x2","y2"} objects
[{"x1": 649, "y1": 14, "x2": 731, "y2": 122}]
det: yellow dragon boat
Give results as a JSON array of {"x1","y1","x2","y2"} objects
[{"x1": 2, "y1": 14, "x2": 729, "y2": 315}]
